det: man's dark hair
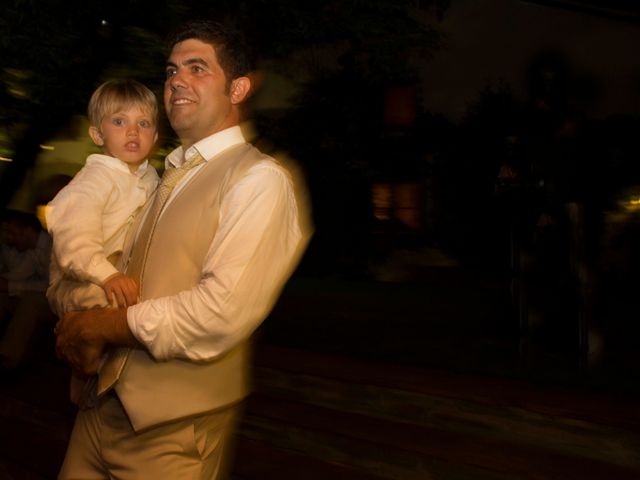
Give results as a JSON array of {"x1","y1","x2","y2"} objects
[{"x1": 167, "y1": 19, "x2": 255, "y2": 82}]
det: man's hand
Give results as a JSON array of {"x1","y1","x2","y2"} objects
[
  {"x1": 55, "y1": 307, "x2": 138, "y2": 376},
  {"x1": 55, "y1": 310, "x2": 106, "y2": 375},
  {"x1": 103, "y1": 273, "x2": 139, "y2": 308}
]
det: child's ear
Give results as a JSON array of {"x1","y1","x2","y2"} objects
[{"x1": 88, "y1": 126, "x2": 104, "y2": 146}]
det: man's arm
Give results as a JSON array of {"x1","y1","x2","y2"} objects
[
  {"x1": 128, "y1": 160, "x2": 309, "y2": 361},
  {"x1": 56, "y1": 160, "x2": 310, "y2": 371}
]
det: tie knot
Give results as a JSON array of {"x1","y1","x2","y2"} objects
[
  {"x1": 183, "y1": 151, "x2": 206, "y2": 170},
  {"x1": 160, "y1": 152, "x2": 206, "y2": 189}
]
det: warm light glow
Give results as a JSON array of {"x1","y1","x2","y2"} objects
[
  {"x1": 0, "y1": 156, "x2": 12, "y2": 162},
  {"x1": 372, "y1": 183, "x2": 392, "y2": 221},
  {"x1": 8, "y1": 87, "x2": 28, "y2": 99},
  {"x1": 39, "y1": 144, "x2": 55, "y2": 151},
  {"x1": 624, "y1": 196, "x2": 640, "y2": 213},
  {"x1": 618, "y1": 188, "x2": 640, "y2": 213},
  {"x1": 372, "y1": 182, "x2": 423, "y2": 229},
  {"x1": 393, "y1": 183, "x2": 422, "y2": 230},
  {"x1": 36, "y1": 204, "x2": 48, "y2": 230}
]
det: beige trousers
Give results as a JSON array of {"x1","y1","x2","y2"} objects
[{"x1": 58, "y1": 392, "x2": 240, "y2": 480}]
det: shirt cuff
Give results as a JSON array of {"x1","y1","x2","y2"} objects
[{"x1": 126, "y1": 304, "x2": 142, "y2": 344}]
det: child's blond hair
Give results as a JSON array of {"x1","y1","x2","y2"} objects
[{"x1": 88, "y1": 79, "x2": 158, "y2": 127}]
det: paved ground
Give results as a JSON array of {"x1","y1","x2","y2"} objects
[{"x1": 1, "y1": 267, "x2": 639, "y2": 479}]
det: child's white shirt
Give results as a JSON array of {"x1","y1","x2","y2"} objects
[{"x1": 46, "y1": 153, "x2": 158, "y2": 313}]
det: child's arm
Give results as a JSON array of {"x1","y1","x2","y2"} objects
[
  {"x1": 102, "y1": 272, "x2": 139, "y2": 307},
  {"x1": 46, "y1": 165, "x2": 120, "y2": 286}
]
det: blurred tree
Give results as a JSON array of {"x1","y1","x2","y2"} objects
[
  {"x1": 0, "y1": 0, "x2": 181, "y2": 209},
  {"x1": 0, "y1": 0, "x2": 449, "y2": 264},
  {"x1": 0, "y1": 0, "x2": 106, "y2": 207},
  {"x1": 447, "y1": 80, "x2": 524, "y2": 267},
  {"x1": 244, "y1": 0, "x2": 448, "y2": 275}
]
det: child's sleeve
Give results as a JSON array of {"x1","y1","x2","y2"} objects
[{"x1": 46, "y1": 166, "x2": 119, "y2": 286}]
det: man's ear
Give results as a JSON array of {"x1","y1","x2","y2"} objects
[
  {"x1": 88, "y1": 126, "x2": 104, "y2": 146},
  {"x1": 229, "y1": 76, "x2": 251, "y2": 105}
]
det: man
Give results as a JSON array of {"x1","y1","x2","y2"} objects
[
  {"x1": 55, "y1": 19, "x2": 309, "y2": 479},
  {"x1": 0, "y1": 210, "x2": 53, "y2": 374}
]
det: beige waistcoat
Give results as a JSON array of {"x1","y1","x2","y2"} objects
[{"x1": 112, "y1": 143, "x2": 264, "y2": 431}]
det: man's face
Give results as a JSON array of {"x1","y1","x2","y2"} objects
[{"x1": 164, "y1": 39, "x2": 235, "y2": 147}]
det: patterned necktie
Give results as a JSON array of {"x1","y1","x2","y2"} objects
[{"x1": 97, "y1": 152, "x2": 206, "y2": 395}]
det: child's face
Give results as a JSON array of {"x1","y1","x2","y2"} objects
[{"x1": 89, "y1": 106, "x2": 158, "y2": 173}]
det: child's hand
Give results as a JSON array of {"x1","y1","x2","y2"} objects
[{"x1": 102, "y1": 273, "x2": 139, "y2": 308}]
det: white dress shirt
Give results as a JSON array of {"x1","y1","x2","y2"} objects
[
  {"x1": 127, "y1": 126, "x2": 306, "y2": 361},
  {"x1": 47, "y1": 154, "x2": 159, "y2": 289}
]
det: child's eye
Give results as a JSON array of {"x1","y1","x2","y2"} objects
[
  {"x1": 112, "y1": 118, "x2": 124, "y2": 126},
  {"x1": 139, "y1": 120, "x2": 152, "y2": 128}
]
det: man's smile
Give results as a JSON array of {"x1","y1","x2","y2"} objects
[{"x1": 171, "y1": 97, "x2": 196, "y2": 105}]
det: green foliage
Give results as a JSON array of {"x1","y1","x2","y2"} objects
[
  {"x1": 250, "y1": 0, "x2": 444, "y2": 83},
  {"x1": 0, "y1": 0, "x2": 448, "y2": 209}
]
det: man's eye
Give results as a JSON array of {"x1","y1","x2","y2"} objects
[
  {"x1": 192, "y1": 65, "x2": 203, "y2": 73},
  {"x1": 166, "y1": 69, "x2": 177, "y2": 78}
]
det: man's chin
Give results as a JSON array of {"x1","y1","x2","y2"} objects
[{"x1": 169, "y1": 117, "x2": 194, "y2": 136}]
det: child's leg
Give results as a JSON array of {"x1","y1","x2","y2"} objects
[
  {"x1": 69, "y1": 371, "x2": 87, "y2": 406},
  {"x1": 70, "y1": 370, "x2": 99, "y2": 408}
]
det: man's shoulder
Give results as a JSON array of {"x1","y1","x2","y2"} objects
[
  {"x1": 237, "y1": 155, "x2": 299, "y2": 199},
  {"x1": 244, "y1": 146, "x2": 289, "y2": 177},
  {"x1": 248, "y1": 144, "x2": 300, "y2": 180},
  {"x1": 219, "y1": 142, "x2": 280, "y2": 175}
]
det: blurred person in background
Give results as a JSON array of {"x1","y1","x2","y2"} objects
[{"x1": 0, "y1": 209, "x2": 53, "y2": 376}]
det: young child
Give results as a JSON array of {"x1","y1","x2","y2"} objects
[{"x1": 46, "y1": 79, "x2": 159, "y2": 404}]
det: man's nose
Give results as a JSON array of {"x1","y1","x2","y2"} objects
[{"x1": 168, "y1": 71, "x2": 187, "y2": 91}]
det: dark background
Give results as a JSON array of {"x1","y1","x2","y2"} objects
[{"x1": 2, "y1": 0, "x2": 640, "y2": 390}]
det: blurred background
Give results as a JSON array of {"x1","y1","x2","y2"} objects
[
  {"x1": 2, "y1": 0, "x2": 640, "y2": 384},
  {"x1": 1, "y1": 1, "x2": 640, "y2": 477}
]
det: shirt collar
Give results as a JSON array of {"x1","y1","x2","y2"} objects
[
  {"x1": 86, "y1": 153, "x2": 150, "y2": 178},
  {"x1": 165, "y1": 126, "x2": 246, "y2": 169}
]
